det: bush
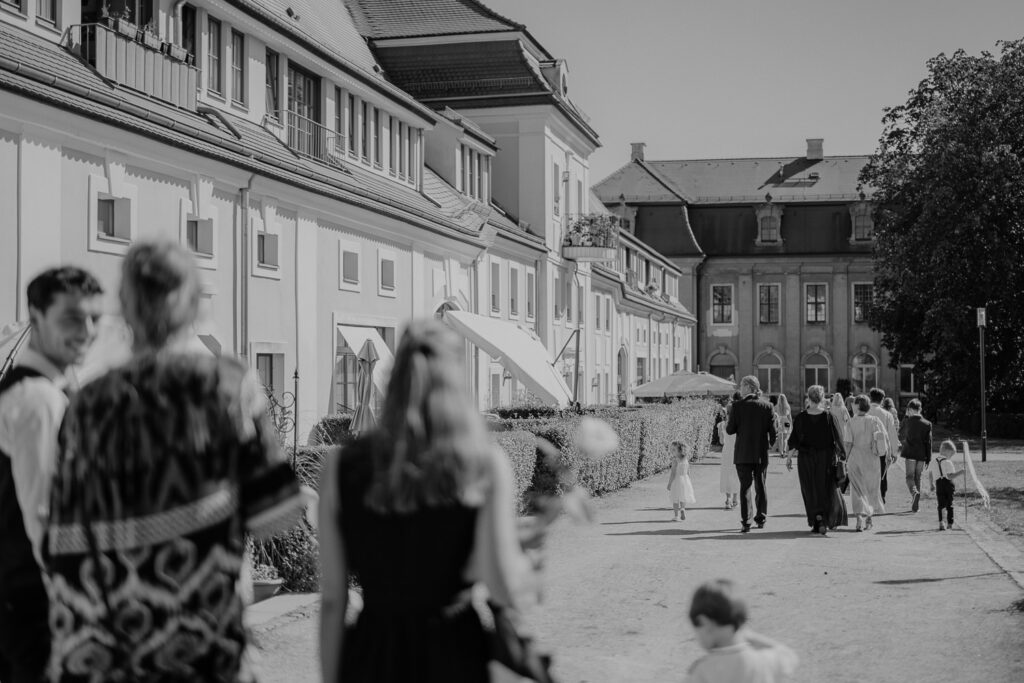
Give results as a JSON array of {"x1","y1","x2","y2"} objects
[
  {"x1": 308, "y1": 414, "x2": 355, "y2": 446},
  {"x1": 957, "y1": 412, "x2": 1024, "y2": 439},
  {"x1": 492, "y1": 405, "x2": 563, "y2": 420},
  {"x1": 292, "y1": 445, "x2": 332, "y2": 490},
  {"x1": 250, "y1": 522, "x2": 320, "y2": 593},
  {"x1": 493, "y1": 430, "x2": 539, "y2": 513}
]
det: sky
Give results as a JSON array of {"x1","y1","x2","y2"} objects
[{"x1": 482, "y1": 0, "x2": 1024, "y2": 184}]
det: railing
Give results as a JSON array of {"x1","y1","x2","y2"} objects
[
  {"x1": 65, "y1": 23, "x2": 198, "y2": 111},
  {"x1": 562, "y1": 213, "x2": 620, "y2": 262},
  {"x1": 269, "y1": 110, "x2": 346, "y2": 169}
]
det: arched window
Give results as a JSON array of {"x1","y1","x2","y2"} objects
[
  {"x1": 851, "y1": 352, "x2": 878, "y2": 395},
  {"x1": 709, "y1": 353, "x2": 735, "y2": 381},
  {"x1": 757, "y1": 351, "x2": 783, "y2": 395},
  {"x1": 803, "y1": 352, "x2": 830, "y2": 391}
]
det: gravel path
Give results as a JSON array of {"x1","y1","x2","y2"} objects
[{"x1": 253, "y1": 454, "x2": 1024, "y2": 682}]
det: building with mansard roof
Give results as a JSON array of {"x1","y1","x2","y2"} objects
[{"x1": 595, "y1": 140, "x2": 918, "y2": 407}]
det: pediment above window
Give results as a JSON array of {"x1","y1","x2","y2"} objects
[
  {"x1": 753, "y1": 198, "x2": 785, "y2": 247},
  {"x1": 848, "y1": 198, "x2": 876, "y2": 244}
]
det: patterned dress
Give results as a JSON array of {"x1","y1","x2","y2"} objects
[{"x1": 43, "y1": 352, "x2": 304, "y2": 682}]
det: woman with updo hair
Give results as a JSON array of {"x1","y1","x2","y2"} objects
[
  {"x1": 846, "y1": 394, "x2": 888, "y2": 531},
  {"x1": 785, "y1": 385, "x2": 848, "y2": 535},
  {"x1": 319, "y1": 319, "x2": 530, "y2": 682}
]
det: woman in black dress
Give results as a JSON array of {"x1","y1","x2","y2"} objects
[
  {"x1": 786, "y1": 384, "x2": 849, "y2": 535},
  {"x1": 319, "y1": 320, "x2": 528, "y2": 682}
]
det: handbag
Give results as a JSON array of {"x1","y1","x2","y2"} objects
[
  {"x1": 474, "y1": 599, "x2": 558, "y2": 683},
  {"x1": 826, "y1": 413, "x2": 849, "y2": 491}
]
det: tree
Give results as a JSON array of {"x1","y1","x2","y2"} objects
[{"x1": 861, "y1": 39, "x2": 1024, "y2": 423}]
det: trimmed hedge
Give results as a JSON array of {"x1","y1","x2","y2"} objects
[{"x1": 493, "y1": 430, "x2": 539, "y2": 514}]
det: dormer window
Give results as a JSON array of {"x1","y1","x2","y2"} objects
[
  {"x1": 754, "y1": 198, "x2": 784, "y2": 246},
  {"x1": 849, "y1": 199, "x2": 876, "y2": 243}
]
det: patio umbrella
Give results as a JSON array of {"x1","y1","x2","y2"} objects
[
  {"x1": 633, "y1": 370, "x2": 736, "y2": 399},
  {"x1": 349, "y1": 338, "x2": 379, "y2": 435},
  {"x1": 0, "y1": 321, "x2": 30, "y2": 384}
]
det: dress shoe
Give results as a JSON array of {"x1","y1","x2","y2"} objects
[
  {"x1": 911, "y1": 493, "x2": 920, "y2": 512},
  {"x1": 741, "y1": 523, "x2": 751, "y2": 533}
]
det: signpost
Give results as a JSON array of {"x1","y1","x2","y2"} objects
[{"x1": 977, "y1": 307, "x2": 987, "y2": 463}]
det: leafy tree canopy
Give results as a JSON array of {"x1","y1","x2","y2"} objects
[{"x1": 861, "y1": 39, "x2": 1024, "y2": 420}]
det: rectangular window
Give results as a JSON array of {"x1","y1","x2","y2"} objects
[
  {"x1": 266, "y1": 49, "x2": 280, "y2": 117},
  {"x1": 804, "y1": 366, "x2": 830, "y2": 391},
  {"x1": 37, "y1": 0, "x2": 56, "y2": 24},
  {"x1": 854, "y1": 215, "x2": 874, "y2": 241},
  {"x1": 759, "y1": 216, "x2": 780, "y2": 242},
  {"x1": 97, "y1": 197, "x2": 131, "y2": 240},
  {"x1": 758, "y1": 284, "x2": 780, "y2": 324},
  {"x1": 604, "y1": 299, "x2": 611, "y2": 331},
  {"x1": 373, "y1": 108, "x2": 382, "y2": 165},
  {"x1": 342, "y1": 250, "x2": 359, "y2": 285},
  {"x1": 853, "y1": 283, "x2": 874, "y2": 323},
  {"x1": 388, "y1": 116, "x2": 396, "y2": 172},
  {"x1": 594, "y1": 294, "x2": 601, "y2": 330},
  {"x1": 97, "y1": 198, "x2": 115, "y2": 237},
  {"x1": 361, "y1": 100, "x2": 369, "y2": 161},
  {"x1": 468, "y1": 150, "x2": 477, "y2": 198},
  {"x1": 636, "y1": 357, "x2": 646, "y2": 385},
  {"x1": 181, "y1": 4, "x2": 197, "y2": 57},
  {"x1": 348, "y1": 95, "x2": 356, "y2": 154},
  {"x1": 757, "y1": 366, "x2": 782, "y2": 394},
  {"x1": 553, "y1": 274, "x2": 561, "y2": 319},
  {"x1": 526, "y1": 272, "x2": 535, "y2": 319},
  {"x1": 577, "y1": 286, "x2": 584, "y2": 324},
  {"x1": 456, "y1": 144, "x2": 464, "y2": 192},
  {"x1": 509, "y1": 268, "x2": 519, "y2": 316},
  {"x1": 186, "y1": 218, "x2": 213, "y2": 256},
  {"x1": 256, "y1": 353, "x2": 275, "y2": 395},
  {"x1": 476, "y1": 153, "x2": 483, "y2": 199},
  {"x1": 712, "y1": 284, "x2": 733, "y2": 324},
  {"x1": 805, "y1": 284, "x2": 828, "y2": 324},
  {"x1": 406, "y1": 126, "x2": 414, "y2": 182},
  {"x1": 900, "y1": 365, "x2": 916, "y2": 395},
  {"x1": 256, "y1": 232, "x2": 278, "y2": 267},
  {"x1": 230, "y1": 30, "x2": 245, "y2": 103},
  {"x1": 380, "y1": 257, "x2": 395, "y2": 291},
  {"x1": 577, "y1": 179, "x2": 583, "y2": 216},
  {"x1": 553, "y1": 162, "x2": 561, "y2": 216},
  {"x1": 490, "y1": 262, "x2": 501, "y2": 313},
  {"x1": 207, "y1": 18, "x2": 222, "y2": 94},
  {"x1": 398, "y1": 122, "x2": 406, "y2": 177},
  {"x1": 566, "y1": 278, "x2": 573, "y2": 322}
]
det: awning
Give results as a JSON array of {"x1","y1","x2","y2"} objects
[
  {"x1": 442, "y1": 310, "x2": 572, "y2": 408},
  {"x1": 336, "y1": 324, "x2": 394, "y2": 395}
]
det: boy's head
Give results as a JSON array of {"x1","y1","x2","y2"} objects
[
  {"x1": 689, "y1": 580, "x2": 747, "y2": 650},
  {"x1": 907, "y1": 398, "x2": 922, "y2": 415},
  {"x1": 868, "y1": 387, "x2": 885, "y2": 404},
  {"x1": 939, "y1": 440, "x2": 956, "y2": 458}
]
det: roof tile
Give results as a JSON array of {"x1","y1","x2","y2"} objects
[{"x1": 346, "y1": 0, "x2": 522, "y2": 39}]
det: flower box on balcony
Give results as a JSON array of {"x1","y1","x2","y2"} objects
[
  {"x1": 562, "y1": 213, "x2": 620, "y2": 262},
  {"x1": 138, "y1": 30, "x2": 162, "y2": 50},
  {"x1": 563, "y1": 245, "x2": 618, "y2": 262},
  {"x1": 109, "y1": 17, "x2": 137, "y2": 38},
  {"x1": 162, "y1": 42, "x2": 189, "y2": 62}
]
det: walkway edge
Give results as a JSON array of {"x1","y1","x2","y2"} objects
[
  {"x1": 962, "y1": 511, "x2": 1024, "y2": 592},
  {"x1": 246, "y1": 592, "x2": 321, "y2": 635}
]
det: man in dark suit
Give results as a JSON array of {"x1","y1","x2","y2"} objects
[
  {"x1": 726, "y1": 375, "x2": 777, "y2": 533},
  {"x1": 898, "y1": 398, "x2": 933, "y2": 512}
]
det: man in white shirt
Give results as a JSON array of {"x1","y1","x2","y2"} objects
[
  {"x1": 867, "y1": 388, "x2": 900, "y2": 503},
  {"x1": 0, "y1": 267, "x2": 102, "y2": 683}
]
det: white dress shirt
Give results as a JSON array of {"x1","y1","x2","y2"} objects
[
  {"x1": 0, "y1": 347, "x2": 71, "y2": 565},
  {"x1": 868, "y1": 404, "x2": 900, "y2": 457}
]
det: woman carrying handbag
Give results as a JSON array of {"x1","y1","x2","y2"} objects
[{"x1": 785, "y1": 385, "x2": 849, "y2": 535}]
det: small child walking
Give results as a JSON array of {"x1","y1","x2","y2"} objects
[
  {"x1": 667, "y1": 440, "x2": 696, "y2": 521},
  {"x1": 685, "y1": 579, "x2": 799, "y2": 683},
  {"x1": 928, "y1": 439, "x2": 965, "y2": 530}
]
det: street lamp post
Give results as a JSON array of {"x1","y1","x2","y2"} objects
[{"x1": 977, "y1": 307, "x2": 987, "y2": 463}]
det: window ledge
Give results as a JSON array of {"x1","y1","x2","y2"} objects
[
  {"x1": 191, "y1": 250, "x2": 215, "y2": 260},
  {"x1": 378, "y1": 288, "x2": 397, "y2": 299},
  {"x1": 207, "y1": 90, "x2": 226, "y2": 102},
  {"x1": 97, "y1": 233, "x2": 131, "y2": 245},
  {"x1": 0, "y1": 4, "x2": 26, "y2": 20},
  {"x1": 35, "y1": 18, "x2": 61, "y2": 35},
  {"x1": 230, "y1": 99, "x2": 249, "y2": 113}
]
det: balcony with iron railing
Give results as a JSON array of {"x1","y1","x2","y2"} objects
[
  {"x1": 266, "y1": 110, "x2": 347, "y2": 169},
  {"x1": 64, "y1": 22, "x2": 198, "y2": 111},
  {"x1": 562, "y1": 213, "x2": 620, "y2": 262}
]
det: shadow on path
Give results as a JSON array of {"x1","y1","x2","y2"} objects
[
  {"x1": 692, "y1": 529, "x2": 812, "y2": 541},
  {"x1": 601, "y1": 520, "x2": 677, "y2": 525},
  {"x1": 874, "y1": 572, "x2": 1004, "y2": 585},
  {"x1": 605, "y1": 528, "x2": 734, "y2": 537}
]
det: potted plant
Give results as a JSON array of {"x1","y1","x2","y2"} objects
[
  {"x1": 251, "y1": 562, "x2": 284, "y2": 603},
  {"x1": 138, "y1": 28, "x2": 161, "y2": 49},
  {"x1": 162, "y1": 41, "x2": 189, "y2": 62}
]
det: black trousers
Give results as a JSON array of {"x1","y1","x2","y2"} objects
[
  {"x1": 936, "y1": 478, "x2": 955, "y2": 523},
  {"x1": 0, "y1": 580, "x2": 50, "y2": 683},
  {"x1": 879, "y1": 456, "x2": 889, "y2": 502},
  {"x1": 736, "y1": 462, "x2": 767, "y2": 525}
]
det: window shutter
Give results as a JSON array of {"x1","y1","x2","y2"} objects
[
  {"x1": 342, "y1": 251, "x2": 359, "y2": 283},
  {"x1": 381, "y1": 258, "x2": 395, "y2": 290},
  {"x1": 198, "y1": 220, "x2": 214, "y2": 255},
  {"x1": 264, "y1": 233, "x2": 279, "y2": 267}
]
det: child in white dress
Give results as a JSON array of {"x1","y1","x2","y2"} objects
[{"x1": 667, "y1": 440, "x2": 697, "y2": 520}]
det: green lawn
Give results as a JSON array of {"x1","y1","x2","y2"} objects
[{"x1": 964, "y1": 460, "x2": 1024, "y2": 547}]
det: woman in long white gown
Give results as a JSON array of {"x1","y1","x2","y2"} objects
[
  {"x1": 719, "y1": 396, "x2": 741, "y2": 509},
  {"x1": 845, "y1": 394, "x2": 888, "y2": 531}
]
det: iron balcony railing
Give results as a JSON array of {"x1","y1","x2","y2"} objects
[
  {"x1": 268, "y1": 110, "x2": 346, "y2": 168},
  {"x1": 64, "y1": 23, "x2": 198, "y2": 111}
]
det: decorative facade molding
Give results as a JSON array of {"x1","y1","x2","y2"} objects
[{"x1": 753, "y1": 197, "x2": 785, "y2": 247}]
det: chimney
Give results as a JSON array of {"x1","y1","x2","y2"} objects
[
  {"x1": 806, "y1": 138, "x2": 824, "y2": 161},
  {"x1": 630, "y1": 142, "x2": 646, "y2": 162}
]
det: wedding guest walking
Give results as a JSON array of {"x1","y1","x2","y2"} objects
[
  {"x1": 828, "y1": 393, "x2": 852, "y2": 454},
  {"x1": 785, "y1": 385, "x2": 848, "y2": 535},
  {"x1": 44, "y1": 242, "x2": 306, "y2": 682},
  {"x1": 319, "y1": 320, "x2": 532, "y2": 682},
  {"x1": 898, "y1": 398, "x2": 933, "y2": 512},
  {"x1": 726, "y1": 376, "x2": 777, "y2": 533},
  {"x1": 868, "y1": 388, "x2": 900, "y2": 503},
  {"x1": 847, "y1": 395, "x2": 888, "y2": 531},
  {"x1": 773, "y1": 393, "x2": 792, "y2": 456},
  {"x1": 0, "y1": 267, "x2": 102, "y2": 683},
  {"x1": 719, "y1": 392, "x2": 741, "y2": 510},
  {"x1": 667, "y1": 441, "x2": 697, "y2": 520},
  {"x1": 928, "y1": 440, "x2": 965, "y2": 530}
]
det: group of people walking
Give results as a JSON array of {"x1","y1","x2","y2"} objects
[{"x1": 719, "y1": 375, "x2": 959, "y2": 535}]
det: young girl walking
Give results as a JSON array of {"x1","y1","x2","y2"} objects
[{"x1": 667, "y1": 441, "x2": 697, "y2": 520}]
